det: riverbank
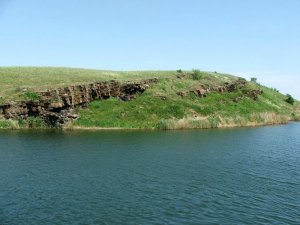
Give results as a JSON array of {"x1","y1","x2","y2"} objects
[
  {"x1": 0, "y1": 114, "x2": 298, "y2": 131},
  {"x1": 0, "y1": 67, "x2": 299, "y2": 130}
]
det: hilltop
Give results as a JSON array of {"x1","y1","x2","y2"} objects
[{"x1": 0, "y1": 67, "x2": 299, "y2": 129}]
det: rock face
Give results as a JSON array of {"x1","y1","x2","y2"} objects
[
  {"x1": 247, "y1": 90, "x2": 263, "y2": 101},
  {"x1": 192, "y1": 85, "x2": 211, "y2": 98},
  {"x1": 0, "y1": 79, "x2": 158, "y2": 126},
  {"x1": 191, "y1": 78, "x2": 247, "y2": 98},
  {"x1": 190, "y1": 78, "x2": 263, "y2": 101}
]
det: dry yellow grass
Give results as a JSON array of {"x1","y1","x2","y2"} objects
[{"x1": 157, "y1": 112, "x2": 291, "y2": 130}]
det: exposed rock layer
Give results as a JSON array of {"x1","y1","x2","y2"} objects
[
  {"x1": 190, "y1": 78, "x2": 263, "y2": 100},
  {"x1": 0, "y1": 79, "x2": 158, "y2": 126},
  {"x1": 0, "y1": 77, "x2": 263, "y2": 127}
]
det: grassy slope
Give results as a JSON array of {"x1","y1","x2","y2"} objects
[
  {"x1": 0, "y1": 67, "x2": 176, "y2": 104},
  {"x1": 0, "y1": 67, "x2": 299, "y2": 129},
  {"x1": 73, "y1": 73, "x2": 299, "y2": 129}
]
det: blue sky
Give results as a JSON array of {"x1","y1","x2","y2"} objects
[{"x1": 0, "y1": 0, "x2": 299, "y2": 98}]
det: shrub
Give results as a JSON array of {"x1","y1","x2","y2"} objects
[
  {"x1": 156, "y1": 120, "x2": 168, "y2": 130},
  {"x1": 0, "y1": 120, "x2": 13, "y2": 129},
  {"x1": 291, "y1": 112, "x2": 300, "y2": 121},
  {"x1": 191, "y1": 69, "x2": 203, "y2": 80},
  {"x1": 27, "y1": 117, "x2": 46, "y2": 128},
  {"x1": 22, "y1": 91, "x2": 40, "y2": 101},
  {"x1": 285, "y1": 94, "x2": 295, "y2": 105},
  {"x1": 176, "y1": 69, "x2": 183, "y2": 73},
  {"x1": 0, "y1": 120, "x2": 19, "y2": 129},
  {"x1": 209, "y1": 116, "x2": 220, "y2": 128},
  {"x1": 250, "y1": 77, "x2": 257, "y2": 83}
]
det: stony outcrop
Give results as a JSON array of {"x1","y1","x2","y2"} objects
[
  {"x1": 190, "y1": 78, "x2": 263, "y2": 101},
  {"x1": 214, "y1": 78, "x2": 247, "y2": 93},
  {"x1": 191, "y1": 85, "x2": 211, "y2": 98},
  {"x1": 0, "y1": 79, "x2": 158, "y2": 126},
  {"x1": 247, "y1": 90, "x2": 263, "y2": 101}
]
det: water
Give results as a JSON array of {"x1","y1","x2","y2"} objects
[{"x1": 0, "y1": 123, "x2": 300, "y2": 225}]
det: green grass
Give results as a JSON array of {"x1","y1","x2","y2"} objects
[
  {"x1": 0, "y1": 120, "x2": 15, "y2": 129},
  {"x1": 0, "y1": 66, "x2": 299, "y2": 129},
  {"x1": 0, "y1": 67, "x2": 191, "y2": 103},
  {"x1": 0, "y1": 117, "x2": 46, "y2": 129},
  {"x1": 22, "y1": 91, "x2": 40, "y2": 101},
  {"x1": 73, "y1": 71, "x2": 299, "y2": 129}
]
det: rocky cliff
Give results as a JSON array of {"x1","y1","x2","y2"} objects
[{"x1": 0, "y1": 79, "x2": 158, "y2": 126}]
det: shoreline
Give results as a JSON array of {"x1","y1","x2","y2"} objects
[
  {"x1": 68, "y1": 120, "x2": 294, "y2": 131},
  {"x1": 1, "y1": 68, "x2": 299, "y2": 132},
  {"x1": 1, "y1": 120, "x2": 297, "y2": 131}
]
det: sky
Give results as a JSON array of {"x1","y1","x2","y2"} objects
[{"x1": 0, "y1": 0, "x2": 299, "y2": 99}]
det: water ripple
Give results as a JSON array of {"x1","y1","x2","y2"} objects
[{"x1": 1, "y1": 123, "x2": 300, "y2": 224}]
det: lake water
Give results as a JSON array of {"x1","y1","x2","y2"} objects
[{"x1": 0, "y1": 123, "x2": 300, "y2": 224}]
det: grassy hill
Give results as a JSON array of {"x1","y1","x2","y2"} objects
[{"x1": 0, "y1": 67, "x2": 299, "y2": 129}]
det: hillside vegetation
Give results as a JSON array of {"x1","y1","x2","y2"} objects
[{"x1": 0, "y1": 67, "x2": 299, "y2": 129}]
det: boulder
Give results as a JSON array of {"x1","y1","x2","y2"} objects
[
  {"x1": 247, "y1": 90, "x2": 263, "y2": 101},
  {"x1": 191, "y1": 85, "x2": 211, "y2": 98}
]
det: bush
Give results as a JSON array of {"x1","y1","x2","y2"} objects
[
  {"x1": 250, "y1": 77, "x2": 257, "y2": 83},
  {"x1": 156, "y1": 120, "x2": 168, "y2": 130},
  {"x1": 22, "y1": 91, "x2": 40, "y2": 101},
  {"x1": 27, "y1": 117, "x2": 46, "y2": 128},
  {"x1": 291, "y1": 112, "x2": 300, "y2": 121},
  {"x1": 0, "y1": 120, "x2": 13, "y2": 129},
  {"x1": 176, "y1": 69, "x2": 183, "y2": 73},
  {"x1": 191, "y1": 69, "x2": 203, "y2": 80},
  {"x1": 285, "y1": 94, "x2": 295, "y2": 105},
  {"x1": 0, "y1": 120, "x2": 19, "y2": 129}
]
